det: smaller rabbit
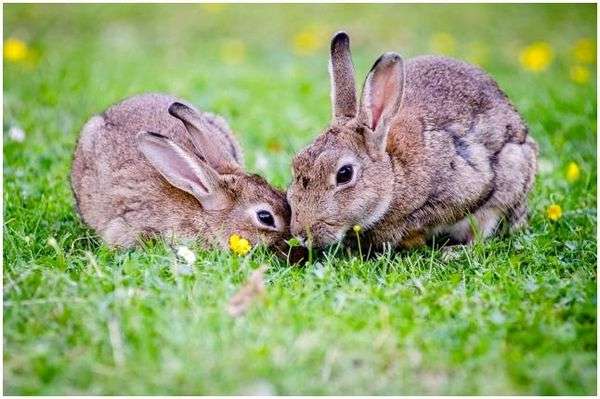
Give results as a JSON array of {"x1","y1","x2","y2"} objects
[
  {"x1": 71, "y1": 93, "x2": 303, "y2": 260},
  {"x1": 287, "y1": 32, "x2": 538, "y2": 250}
]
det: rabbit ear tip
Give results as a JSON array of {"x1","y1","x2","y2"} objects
[
  {"x1": 384, "y1": 52, "x2": 403, "y2": 61},
  {"x1": 331, "y1": 31, "x2": 351, "y2": 50},
  {"x1": 370, "y1": 52, "x2": 403, "y2": 72},
  {"x1": 168, "y1": 102, "x2": 189, "y2": 117},
  {"x1": 332, "y1": 31, "x2": 349, "y2": 41}
]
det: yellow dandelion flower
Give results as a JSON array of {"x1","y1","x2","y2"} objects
[
  {"x1": 519, "y1": 42, "x2": 553, "y2": 72},
  {"x1": 4, "y1": 38, "x2": 29, "y2": 62},
  {"x1": 266, "y1": 138, "x2": 282, "y2": 153},
  {"x1": 352, "y1": 224, "x2": 362, "y2": 233},
  {"x1": 229, "y1": 234, "x2": 252, "y2": 256},
  {"x1": 430, "y1": 32, "x2": 456, "y2": 55},
  {"x1": 220, "y1": 39, "x2": 246, "y2": 65},
  {"x1": 201, "y1": 3, "x2": 226, "y2": 14},
  {"x1": 293, "y1": 27, "x2": 324, "y2": 56},
  {"x1": 570, "y1": 65, "x2": 590, "y2": 84},
  {"x1": 546, "y1": 204, "x2": 562, "y2": 221},
  {"x1": 572, "y1": 38, "x2": 595, "y2": 64},
  {"x1": 565, "y1": 162, "x2": 581, "y2": 183}
]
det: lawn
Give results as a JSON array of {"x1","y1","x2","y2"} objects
[{"x1": 3, "y1": 3, "x2": 597, "y2": 395}]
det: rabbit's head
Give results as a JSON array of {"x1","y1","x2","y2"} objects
[
  {"x1": 288, "y1": 32, "x2": 405, "y2": 248},
  {"x1": 138, "y1": 103, "x2": 303, "y2": 260}
]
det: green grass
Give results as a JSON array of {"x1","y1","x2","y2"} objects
[{"x1": 3, "y1": 4, "x2": 597, "y2": 395}]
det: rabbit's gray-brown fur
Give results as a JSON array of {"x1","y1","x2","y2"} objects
[
  {"x1": 71, "y1": 93, "x2": 296, "y2": 254},
  {"x1": 288, "y1": 32, "x2": 538, "y2": 249}
]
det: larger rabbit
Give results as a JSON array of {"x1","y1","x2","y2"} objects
[
  {"x1": 287, "y1": 32, "x2": 538, "y2": 250},
  {"x1": 72, "y1": 93, "x2": 301, "y2": 259}
]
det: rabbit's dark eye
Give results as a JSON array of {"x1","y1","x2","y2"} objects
[
  {"x1": 336, "y1": 164, "x2": 354, "y2": 185},
  {"x1": 257, "y1": 210, "x2": 275, "y2": 227}
]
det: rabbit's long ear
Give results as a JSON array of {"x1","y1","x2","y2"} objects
[
  {"x1": 358, "y1": 52, "x2": 405, "y2": 155},
  {"x1": 329, "y1": 31, "x2": 357, "y2": 122},
  {"x1": 137, "y1": 131, "x2": 227, "y2": 210},
  {"x1": 168, "y1": 102, "x2": 241, "y2": 173}
]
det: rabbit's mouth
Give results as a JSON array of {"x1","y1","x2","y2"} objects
[
  {"x1": 272, "y1": 240, "x2": 308, "y2": 264},
  {"x1": 302, "y1": 221, "x2": 348, "y2": 249}
]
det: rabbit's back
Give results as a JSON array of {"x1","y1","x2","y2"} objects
[
  {"x1": 392, "y1": 56, "x2": 537, "y2": 242},
  {"x1": 72, "y1": 94, "x2": 213, "y2": 246},
  {"x1": 402, "y1": 56, "x2": 528, "y2": 154},
  {"x1": 101, "y1": 94, "x2": 242, "y2": 163}
]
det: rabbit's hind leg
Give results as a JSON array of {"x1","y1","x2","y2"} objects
[
  {"x1": 430, "y1": 207, "x2": 502, "y2": 262},
  {"x1": 100, "y1": 217, "x2": 138, "y2": 248},
  {"x1": 443, "y1": 206, "x2": 504, "y2": 244},
  {"x1": 447, "y1": 137, "x2": 537, "y2": 243},
  {"x1": 488, "y1": 137, "x2": 537, "y2": 235},
  {"x1": 507, "y1": 197, "x2": 529, "y2": 233}
]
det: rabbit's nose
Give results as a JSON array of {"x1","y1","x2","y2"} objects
[
  {"x1": 290, "y1": 224, "x2": 308, "y2": 246},
  {"x1": 290, "y1": 212, "x2": 314, "y2": 246}
]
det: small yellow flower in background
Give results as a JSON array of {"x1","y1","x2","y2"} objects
[
  {"x1": 465, "y1": 41, "x2": 489, "y2": 66},
  {"x1": 565, "y1": 161, "x2": 581, "y2": 183},
  {"x1": 266, "y1": 138, "x2": 282, "y2": 153},
  {"x1": 519, "y1": 42, "x2": 553, "y2": 72},
  {"x1": 570, "y1": 65, "x2": 591, "y2": 84},
  {"x1": 4, "y1": 38, "x2": 29, "y2": 62},
  {"x1": 293, "y1": 26, "x2": 325, "y2": 56},
  {"x1": 430, "y1": 32, "x2": 456, "y2": 55},
  {"x1": 546, "y1": 204, "x2": 562, "y2": 221},
  {"x1": 220, "y1": 39, "x2": 246, "y2": 65},
  {"x1": 201, "y1": 3, "x2": 226, "y2": 14},
  {"x1": 572, "y1": 38, "x2": 595, "y2": 64},
  {"x1": 352, "y1": 225, "x2": 362, "y2": 233},
  {"x1": 229, "y1": 234, "x2": 252, "y2": 256}
]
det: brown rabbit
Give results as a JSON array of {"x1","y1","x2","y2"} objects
[
  {"x1": 287, "y1": 32, "x2": 538, "y2": 250},
  {"x1": 71, "y1": 93, "x2": 301, "y2": 259}
]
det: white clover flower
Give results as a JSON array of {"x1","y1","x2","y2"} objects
[
  {"x1": 9, "y1": 126, "x2": 25, "y2": 142},
  {"x1": 254, "y1": 152, "x2": 269, "y2": 171},
  {"x1": 176, "y1": 245, "x2": 196, "y2": 265}
]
